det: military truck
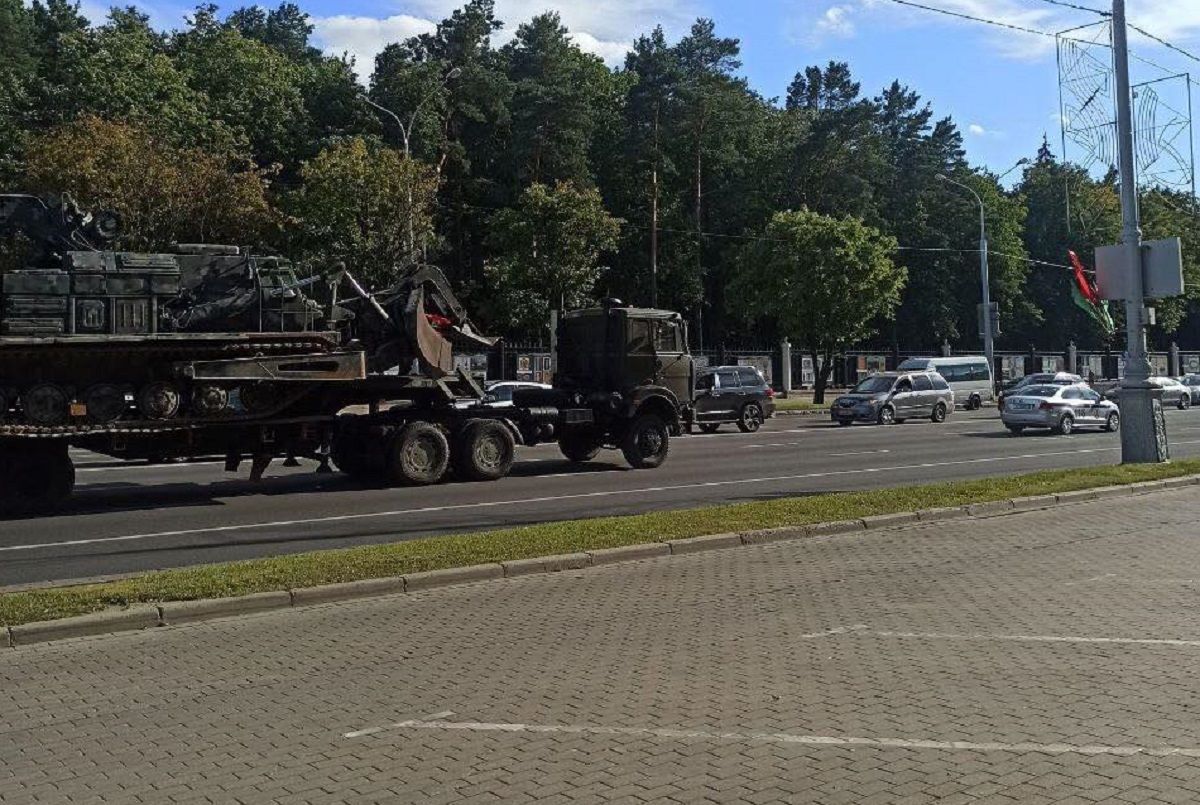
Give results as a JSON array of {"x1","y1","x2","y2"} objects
[{"x1": 0, "y1": 194, "x2": 694, "y2": 513}]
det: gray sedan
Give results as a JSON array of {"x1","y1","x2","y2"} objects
[{"x1": 1000, "y1": 384, "x2": 1119, "y2": 435}]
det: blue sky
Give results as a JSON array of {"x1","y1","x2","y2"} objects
[{"x1": 96, "y1": 0, "x2": 1200, "y2": 179}]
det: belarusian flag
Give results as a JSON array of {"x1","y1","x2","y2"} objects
[{"x1": 1068, "y1": 250, "x2": 1115, "y2": 335}]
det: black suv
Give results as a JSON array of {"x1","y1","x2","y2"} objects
[{"x1": 693, "y1": 365, "x2": 776, "y2": 433}]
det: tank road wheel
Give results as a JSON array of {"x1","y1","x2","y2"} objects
[
  {"x1": 22, "y1": 384, "x2": 69, "y2": 426},
  {"x1": 454, "y1": 420, "x2": 516, "y2": 482},
  {"x1": 138, "y1": 382, "x2": 182, "y2": 420},
  {"x1": 559, "y1": 430, "x2": 601, "y2": 463},
  {"x1": 0, "y1": 442, "x2": 74, "y2": 515},
  {"x1": 387, "y1": 421, "x2": 450, "y2": 486},
  {"x1": 83, "y1": 384, "x2": 128, "y2": 424},
  {"x1": 621, "y1": 413, "x2": 670, "y2": 469}
]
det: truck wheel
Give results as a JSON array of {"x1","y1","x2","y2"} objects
[
  {"x1": 559, "y1": 431, "x2": 601, "y2": 463},
  {"x1": 737, "y1": 403, "x2": 764, "y2": 433},
  {"x1": 454, "y1": 420, "x2": 515, "y2": 482},
  {"x1": 388, "y1": 421, "x2": 450, "y2": 486},
  {"x1": 621, "y1": 414, "x2": 670, "y2": 469}
]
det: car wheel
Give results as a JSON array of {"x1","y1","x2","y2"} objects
[
  {"x1": 969, "y1": 394, "x2": 981, "y2": 410},
  {"x1": 1006, "y1": 425, "x2": 1025, "y2": 435},
  {"x1": 876, "y1": 405, "x2": 895, "y2": 425},
  {"x1": 1105, "y1": 412, "x2": 1120, "y2": 432},
  {"x1": 931, "y1": 402, "x2": 947, "y2": 423},
  {"x1": 836, "y1": 420, "x2": 853, "y2": 427},
  {"x1": 699, "y1": 422, "x2": 721, "y2": 434},
  {"x1": 1056, "y1": 413, "x2": 1074, "y2": 435},
  {"x1": 737, "y1": 403, "x2": 764, "y2": 433},
  {"x1": 1180, "y1": 394, "x2": 1191, "y2": 410}
]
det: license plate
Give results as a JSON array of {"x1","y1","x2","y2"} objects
[{"x1": 1009, "y1": 403, "x2": 1032, "y2": 410}]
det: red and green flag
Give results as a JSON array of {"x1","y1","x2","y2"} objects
[{"x1": 1068, "y1": 250, "x2": 1115, "y2": 336}]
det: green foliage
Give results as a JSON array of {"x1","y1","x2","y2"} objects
[
  {"x1": 485, "y1": 181, "x2": 621, "y2": 333},
  {"x1": 289, "y1": 137, "x2": 438, "y2": 288},
  {"x1": 732, "y1": 209, "x2": 904, "y2": 400},
  {"x1": 23, "y1": 116, "x2": 275, "y2": 248}
]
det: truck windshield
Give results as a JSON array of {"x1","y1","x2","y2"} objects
[{"x1": 853, "y1": 376, "x2": 895, "y2": 393}]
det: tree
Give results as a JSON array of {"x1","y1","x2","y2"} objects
[
  {"x1": 289, "y1": 137, "x2": 438, "y2": 288},
  {"x1": 731, "y1": 209, "x2": 905, "y2": 402},
  {"x1": 484, "y1": 181, "x2": 621, "y2": 336},
  {"x1": 22, "y1": 116, "x2": 275, "y2": 248}
]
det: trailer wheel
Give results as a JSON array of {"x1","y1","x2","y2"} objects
[
  {"x1": 454, "y1": 420, "x2": 515, "y2": 482},
  {"x1": 330, "y1": 432, "x2": 375, "y2": 482},
  {"x1": 388, "y1": 421, "x2": 450, "y2": 486},
  {"x1": 621, "y1": 413, "x2": 670, "y2": 469},
  {"x1": 559, "y1": 431, "x2": 601, "y2": 463}
]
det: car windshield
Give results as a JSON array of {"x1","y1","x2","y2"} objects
[
  {"x1": 852, "y1": 376, "x2": 895, "y2": 393},
  {"x1": 1017, "y1": 385, "x2": 1060, "y2": 398}
]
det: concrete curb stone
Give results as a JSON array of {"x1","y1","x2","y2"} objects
[
  {"x1": 667, "y1": 533, "x2": 743, "y2": 554},
  {"x1": 740, "y1": 525, "x2": 811, "y2": 545},
  {"x1": 8, "y1": 605, "x2": 160, "y2": 646},
  {"x1": 403, "y1": 564, "x2": 503, "y2": 591},
  {"x1": 291, "y1": 577, "x2": 406, "y2": 607},
  {"x1": 808, "y1": 519, "x2": 867, "y2": 536},
  {"x1": 159, "y1": 592, "x2": 291, "y2": 625},
  {"x1": 966, "y1": 500, "x2": 1015, "y2": 517},
  {"x1": 861, "y1": 512, "x2": 921, "y2": 530},
  {"x1": 9, "y1": 473, "x2": 1200, "y2": 647},
  {"x1": 502, "y1": 553, "x2": 591, "y2": 577},
  {"x1": 916, "y1": 506, "x2": 970, "y2": 522},
  {"x1": 587, "y1": 543, "x2": 671, "y2": 565}
]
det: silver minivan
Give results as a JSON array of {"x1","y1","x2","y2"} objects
[
  {"x1": 830, "y1": 371, "x2": 955, "y2": 426},
  {"x1": 898, "y1": 356, "x2": 994, "y2": 409}
]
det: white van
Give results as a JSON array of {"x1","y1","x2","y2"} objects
[{"x1": 897, "y1": 356, "x2": 994, "y2": 409}]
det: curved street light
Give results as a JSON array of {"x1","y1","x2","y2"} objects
[{"x1": 937, "y1": 172, "x2": 994, "y2": 379}]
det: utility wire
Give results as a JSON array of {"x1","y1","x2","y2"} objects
[
  {"x1": 1031, "y1": 0, "x2": 1108, "y2": 15},
  {"x1": 1128, "y1": 24, "x2": 1200, "y2": 66},
  {"x1": 877, "y1": 0, "x2": 1056, "y2": 38}
]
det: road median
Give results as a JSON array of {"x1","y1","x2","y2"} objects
[{"x1": 4, "y1": 459, "x2": 1200, "y2": 644}]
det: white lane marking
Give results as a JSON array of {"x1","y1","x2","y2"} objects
[
  {"x1": 344, "y1": 709, "x2": 455, "y2": 739},
  {"x1": 873, "y1": 630, "x2": 1200, "y2": 648},
  {"x1": 345, "y1": 717, "x2": 1200, "y2": 758},
  {"x1": 829, "y1": 449, "x2": 891, "y2": 457},
  {"x1": 10, "y1": 439, "x2": 1200, "y2": 554},
  {"x1": 796, "y1": 624, "x2": 869, "y2": 639}
]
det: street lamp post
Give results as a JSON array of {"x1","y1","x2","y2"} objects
[
  {"x1": 937, "y1": 173, "x2": 995, "y2": 380},
  {"x1": 363, "y1": 67, "x2": 462, "y2": 259}
]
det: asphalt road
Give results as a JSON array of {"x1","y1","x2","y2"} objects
[{"x1": 5, "y1": 407, "x2": 1200, "y2": 588}]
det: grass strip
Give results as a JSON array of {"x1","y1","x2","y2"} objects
[{"x1": 4, "y1": 459, "x2": 1199, "y2": 627}]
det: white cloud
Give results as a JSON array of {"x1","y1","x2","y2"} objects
[
  {"x1": 814, "y1": 5, "x2": 856, "y2": 39},
  {"x1": 967, "y1": 122, "x2": 1006, "y2": 139},
  {"x1": 968, "y1": 123, "x2": 986, "y2": 136},
  {"x1": 313, "y1": 14, "x2": 436, "y2": 80},
  {"x1": 313, "y1": 0, "x2": 695, "y2": 80}
]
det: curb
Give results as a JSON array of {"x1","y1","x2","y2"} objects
[{"x1": 6, "y1": 474, "x2": 1200, "y2": 648}]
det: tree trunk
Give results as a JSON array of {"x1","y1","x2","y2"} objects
[{"x1": 811, "y1": 349, "x2": 830, "y2": 405}]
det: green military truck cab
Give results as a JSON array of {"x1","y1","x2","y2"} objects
[{"x1": 548, "y1": 301, "x2": 695, "y2": 469}]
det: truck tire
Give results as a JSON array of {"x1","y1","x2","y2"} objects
[
  {"x1": 454, "y1": 419, "x2": 515, "y2": 482},
  {"x1": 621, "y1": 413, "x2": 670, "y2": 469},
  {"x1": 330, "y1": 432, "x2": 375, "y2": 482},
  {"x1": 559, "y1": 430, "x2": 601, "y2": 463},
  {"x1": 387, "y1": 421, "x2": 450, "y2": 486}
]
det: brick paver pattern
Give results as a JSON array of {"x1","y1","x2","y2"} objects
[{"x1": 5, "y1": 488, "x2": 1200, "y2": 803}]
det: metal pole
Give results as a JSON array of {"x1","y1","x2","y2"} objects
[
  {"x1": 1112, "y1": 0, "x2": 1167, "y2": 462},
  {"x1": 936, "y1": 174, "x2": 993, "y2": 379}
]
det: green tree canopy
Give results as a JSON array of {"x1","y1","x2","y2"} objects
[
  {"x1": 731, "y1": 209, "x2": 905, "y2": 401},
  {"x1": 485, "y1": 181, "x2": 621, "y2": 336}
]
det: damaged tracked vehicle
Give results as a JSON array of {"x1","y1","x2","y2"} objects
[{"x1": 0, "y1": 194, "x2": 694, "y2": 513}]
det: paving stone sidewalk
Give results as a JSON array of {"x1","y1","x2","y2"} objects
[{"x1": 5, "y1": 488, "x2": 1200, "y2": 804}]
